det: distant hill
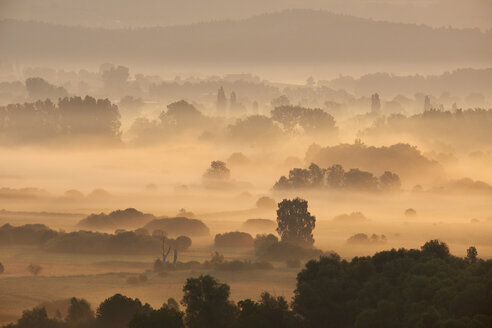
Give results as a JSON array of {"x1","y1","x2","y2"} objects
[
  {"x1": 1, "y1": 0, "x2": 491, "y2": 30},
  {"x1": 1, "y1": 10, "x2": 491, "y2": 68}
]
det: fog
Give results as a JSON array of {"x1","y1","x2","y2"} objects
[{"x1": 1, "y1": 2, "x2": 492, "y2": 327}]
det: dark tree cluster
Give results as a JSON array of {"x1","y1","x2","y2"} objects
[
  {"x1": 8, "y1": 241, "x2": 490, "y2": 328},
  {"x1": 203, "y1": 161, "x2": 231, "y2": 181},
  {"x1": 293, "y1": 240, "x2": 492, "y2": 328},
  {"x1": 0, "y1": 223, "x2": 192, "y2": 255},
  {"x1": 154, "y1": 251, "x2": 273, "y2": 273},
  {"x1": 77, "y1": 208, "x2": 156, "y2": 230},
  {"x1": 160, "y1": 100, "x2": 209, "y2": 131},
  {"x1": 25, "y1": 77, "x2": 68, "y2": 102},
  {"x1": 253, "y1": 233, "x2": 323, "y2": 262},
  {"x1": 43, "y1": 230, "x2": 191, "y2": 255},
  {"x1": 305, "y1": 142, "x2": 443, "y2": 183},
  {"x1": 346, "y1": 233, "x2": 387, "y2": 245},
  {"x1": 273, "y1": 163, "x2": 401, "y2": 192},
  {"x1": 253, "y1": 198, "x2": 323, "y2": 261},
  {"x1": 0, "y1": 96, "x2": 121, "y2": 144},
  {"x1": 0, "y1": 223, "x2": 58, "y2": 246},
  {"x1": 129, "y1": 100, "x2": 216, "y2": 142},
  {"x1": 214, "y1": 232, "x2": 254, "y2": 248},
  {"x1": 271, "y1": 105, "x2": 337, "y2": 136}
]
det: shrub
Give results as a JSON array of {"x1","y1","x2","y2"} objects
[
  {"x1": 27, "y1": 264, "x2": 43, "y2": 276},
  {"x1": 214, "y1": 232, "x2": 254, "y2": 248},
  {"x1": 347, "y1": 233, "x2": 387, "y2": 245},
  {"x1": 144, "y1": 217, "x2": 209, "y2": 237},
  {"x1": 78, "y1": 208, "x2": 156, "y2": 230},
  {"x1": 254, "y1": 234, "x2": 322, "y2": 261},
  {"x1": 404, "y1": 208, "x2": 417, "y2": 217}
]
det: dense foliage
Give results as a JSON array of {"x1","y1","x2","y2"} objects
[
  {"x1": 0, "y1": 223, "x2": 191, "y2": 254},
  {"x1": 77, "y1": 208, "x2": 156, "y2": 230},
  {"x1": 214, "y1": 232, "x2": 254, "y2": 248},
  {"x1": 6, "y1": 241, "x2": 491, "y2": 328},
  {"x1": 276, "y1": 198, "x2": 316, "y2": 246},
  {"x1": 0, "y1": 96, "x2": 121, "y2": 144},
  {"x1": 293, "y1": 240, "x2": 492, "y2": 328},
  {"x1": 274, "y1": 163, "x2": 401, "y2": 192}
]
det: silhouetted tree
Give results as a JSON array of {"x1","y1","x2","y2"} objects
[
  {"x1": 344, "y1": 168, "x2": 379, "y2": 191},
  {"x1": 379, "y1": 171, "x2": 401, "y2": 191},
  {"x1": 326, "y1": 164, "x2": 345, "y2": 188},
  {"x1": 65, "y1": 297, "x2": 94, "y2": 327},
  {"x1": 160, "y1": 100, "x2": 205, "y2": 130},
  {"x1": 181, "y1": 275, "x2": 238, "y2": 328},
  {"x1": 271, "y1": 105, "x2": 336, "y2": 136},
  {"x1": 421, "y1": 239, "x2": 450, "y2": 258},
  {"x1": 237, "y1": 292, "x2": 300, "y2": 328},
  {"x1": 203, "y1": 161, "x2": 230, "y2": 180},
  {"x1": 25, "y1": 77, "x2": 68, "y2": 101},
  {"x1": 466, "y1": 246, "x2": 478, "y2": 263},
  {"x1": 217, "y1": 87, "x2": 227, "y2": 115},
  {"x1": 230, "y1": 92, "x2": 237, "y2": 112},
  {"x1": 129, "y1": 306, "x2": 184, "y2": 328},
  {"x1": 371, "y1": 93, "x2": 381, "y2": 114},
  {"x1": 276, "y1": 198, "x2": 316, "y2": 246},
  {"x1": 11, "y1": 307, "x2": 61, "y2": 328},
  {"x1": 96, "y1": 294, "x2": 150, "y2": 328},
  {"x1": 424, "y1": 95, "x2": 431, "y2": 111},
  {"x1": 214, "y1": 232, "x2": 254, "y2": 248},
  {"x1": 58, "y1": 96, "x2": 121, "y2": 138}
]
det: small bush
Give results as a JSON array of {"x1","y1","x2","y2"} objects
[
  {"x1": 27, "y1": 264, "x2": 43, "y2": 276},
  {"x1": 405, "y1": 208, "x2": 417, "y2": 217},
  {"x1": 347, "y1": 233, "x2": 387, "y2": 245}
]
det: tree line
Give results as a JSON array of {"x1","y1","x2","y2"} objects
[
  {"x1": 4, "y1": 240, "x2": 490, "y2": 328},
  {"x1": 273, "y1": 163, "x2": 401, "y2": 192},
  {"x1": 0, "y1": 96, "x2": 121, "y2": 143}
]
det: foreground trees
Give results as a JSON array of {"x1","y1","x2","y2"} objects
[
  {"x1": 182, "y1": 275, "x2": 237, "y2": 328},
  {"x1": 294, "y1": 240, "x2": 492, "y2": 328},
  {"x1": 5, "y1": 241, "x2": 492, "y2": 328}
]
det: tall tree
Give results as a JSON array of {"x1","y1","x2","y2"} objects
[
  {"x1": 216, "y1": 87, "x2": 227, "y2": 115},
  {"x1": 276, "y1": 198, "x2": 316, "y2": 246},
  {"x1": 230, "y1": 92, "x2": 237, "y2": 112},
  {"x1": 371, "y1": 93, "x2": 381, "y2": 114},
  {"x1": 182, "y1": 275, "x2": 237, "y2": 328}
]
